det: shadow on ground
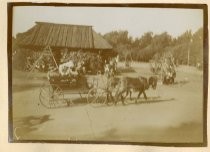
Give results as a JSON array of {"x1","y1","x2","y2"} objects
[
  {"x1": 89, "y1": 97, "x2": 175, "y2": 108},
  {"x1": 96, "y1": 122, "x2": 203, "y2": 143},
  {"x1": 13, "y1": 115, "x2": 53, "y2": 140}
]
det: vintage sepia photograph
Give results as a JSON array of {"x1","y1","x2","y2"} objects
[{"x1": 8, "y1": 3, "x2": 208, "y2": 146}]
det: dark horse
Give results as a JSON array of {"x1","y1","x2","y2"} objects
[{"x1": 115, "y1": 76, "x2": 158, "y2": 104}]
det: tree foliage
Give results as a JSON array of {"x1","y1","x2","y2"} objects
[
  {"x1": 13, "y1": 27, "x2": 203, "y2": 71},
  {"x1": 103, "y1": 28, "x2": 203, "y2": 66}
]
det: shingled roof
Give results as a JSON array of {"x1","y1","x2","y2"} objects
[{"x1": 16, "y1": 22, "x2": 112, "y2": 50}]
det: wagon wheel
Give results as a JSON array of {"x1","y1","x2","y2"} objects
[
  {"x1": 87, "y1": 88, "x2": 108, "y2": 107},
  {"x1": 39, "y1": 82, "x2": 65, "y2": 108}
]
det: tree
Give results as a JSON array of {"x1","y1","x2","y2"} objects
[
  {"x1": 103, "y1": 30, "x2": 132, "y2": 48},
  {"x1": 103, "y1": 28, "x2": 203, "y2": 66},
  {"x1": 133, "y1": 32, "x2": 153, "y2": 49}
]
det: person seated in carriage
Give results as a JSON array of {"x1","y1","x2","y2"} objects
[
  {"x1": 104, "y1": 58, "x2": 117, "y2": 78},
  {"x1": 75, "y1": 61, "x2": 86, "y2": 75},
  {"x1": 162, "y1": 58, "x2": 176, "y2": 85},
  {"x1": 59, "y1": 60, "x2": 79, "y2": 78},
  {"x1": 48, "y1": 58, "x2": 87, "y2": 87}
]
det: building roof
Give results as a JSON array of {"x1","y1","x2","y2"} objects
[{"x1": 16, "y1": 22, "x2": 113, "y2": 50}]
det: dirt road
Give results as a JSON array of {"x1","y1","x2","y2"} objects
[{"x1": 12, "y1": 64, "x2": 204, "y2": 143}]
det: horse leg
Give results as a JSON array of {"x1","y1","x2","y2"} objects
[
  {"x1": 123, "y1": 89, "x2": 129, "y2": 99},
  {"x1": 114, "y1": 91, "x2": 121, "y2": 106},
  {"x1": 115, "y1": 93, "x2": 123, "y2": 106},
  {"x1": 106, "y1": 91, "x2": 113, "y2": 105},
  {"x1": 142, "y1": 91, "x2": 148, "y2": 100},
  {"x1": 116, "y1": 90, "x2": 127, "y2": 105},
  {"x1": 137, "y1": 91, "x2": 142, "y2": 98},
  {"x1": 119, "y1": 89, "x2": 128, "y2": 101},
  {"x1": 121, "y1": 94, "x2": 125, "y2": 105},
  {"x1": 136, "y1": 91, "x2": 142, "y2": 103},
  {"x1": 129, "y1": 90, "x2": 133, "y2": 100}
]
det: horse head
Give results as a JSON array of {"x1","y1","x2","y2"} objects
[{"x1": 148, "y1": 76, "x2": 158, "y2": 89}]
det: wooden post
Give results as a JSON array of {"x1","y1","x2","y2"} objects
[
  {"x1": 48, "y1": 46, "x2": 59, "y2": 69},
  {"x1": 26, "y1": 45, "x2": 59, "y2": 79}
]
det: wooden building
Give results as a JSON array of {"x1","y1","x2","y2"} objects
[
  {"x1": 15, "y1": 22, "x2": 113, "y2": 53},
  {"x1": 14, "y1": 22, "x2": 115, "y2": 72}
]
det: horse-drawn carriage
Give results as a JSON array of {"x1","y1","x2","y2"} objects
[
  {"x1": 39, "y1": 57, "x2": 160, "y2": 109},
  {"x1": 39, "y1": 67, "x2": 115, "y2": 109},
  {"x1": 37, "y1": 46, "x2": 158, "y2": 108},
  {"x1": 150, "y1": 52, "x2": 176, "y2": 85}
]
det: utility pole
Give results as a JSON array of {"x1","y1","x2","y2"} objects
[{"x1": 187, "y1": 38, "x2": 193, "y2": 66}]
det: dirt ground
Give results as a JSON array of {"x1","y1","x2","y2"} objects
[{"x1": 11, "y1": 62, "x2": 204, "y2": 143}]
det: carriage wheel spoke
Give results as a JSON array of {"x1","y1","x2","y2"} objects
[{"x1": 39, "y1": 83, "x2": 64, "y2": 108}]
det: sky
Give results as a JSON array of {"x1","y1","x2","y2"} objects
[{"x1": 12, "y1": 6, "x2": 203, "y2": 38}]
